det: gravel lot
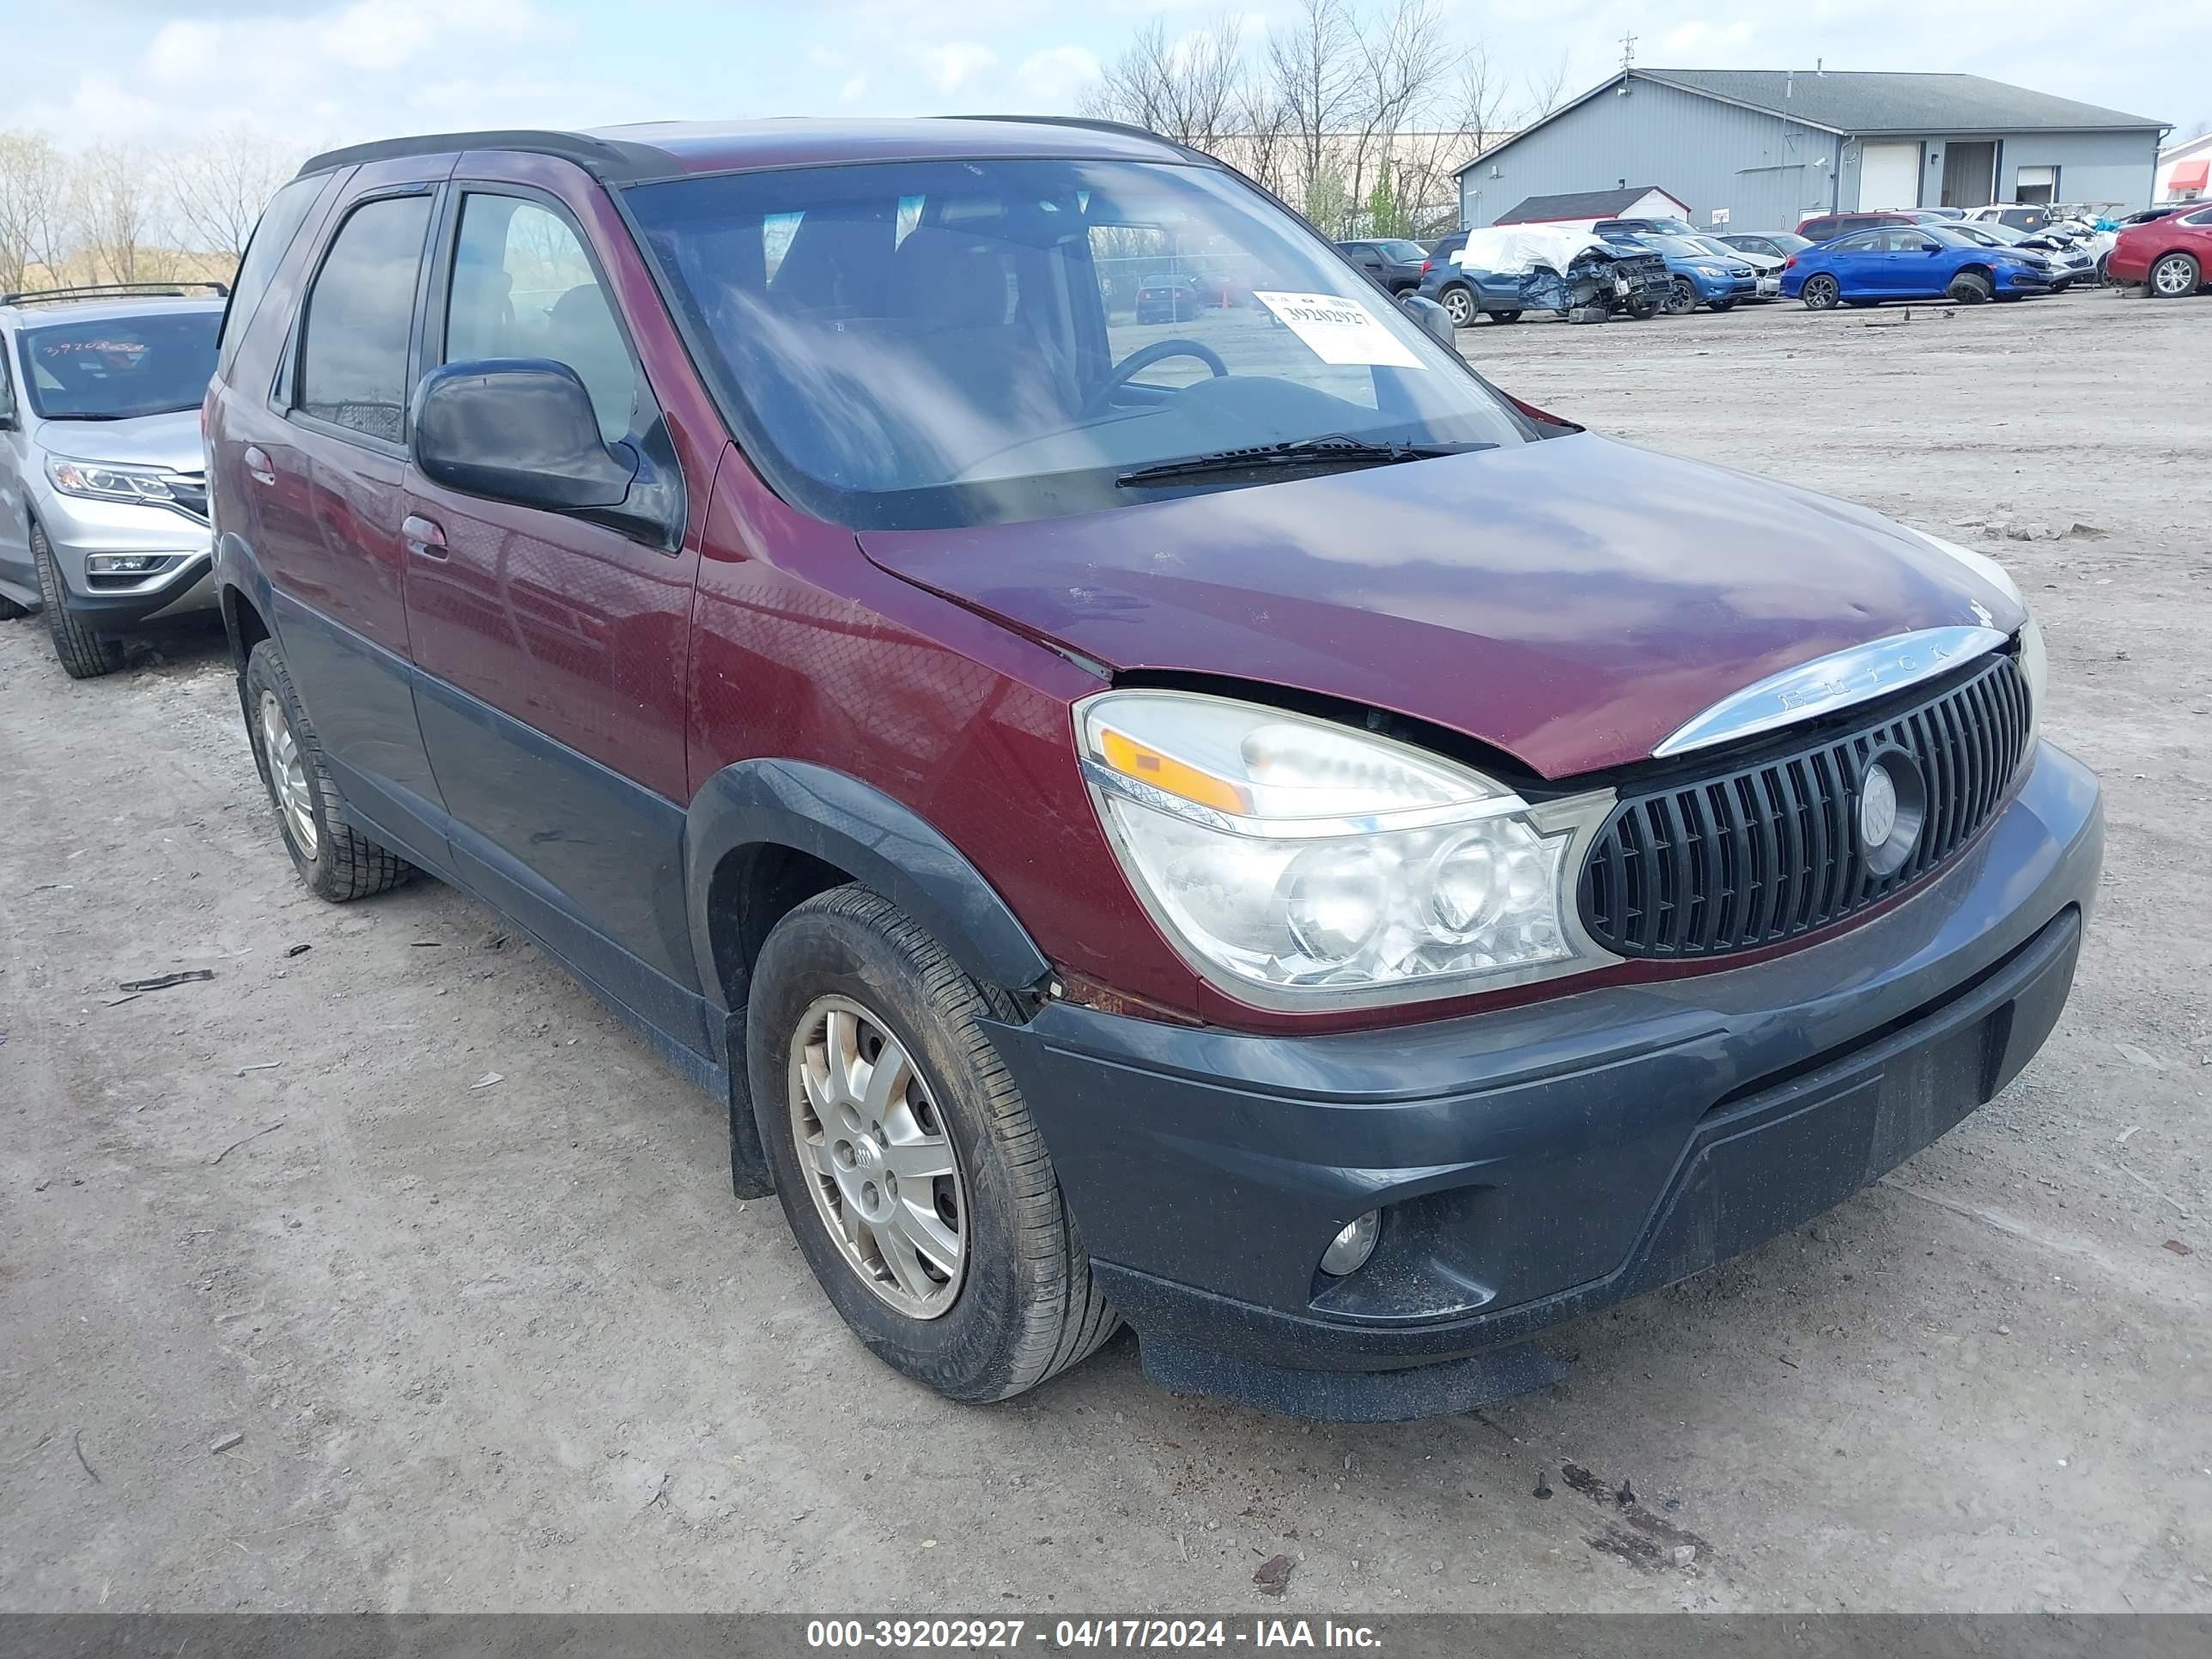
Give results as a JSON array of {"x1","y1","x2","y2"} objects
[{"x1": 3, "y1": 286, "x2": 2208, "y2": 1615}]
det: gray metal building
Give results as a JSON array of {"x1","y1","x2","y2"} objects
[{"x1": 1457, "y1": 70, "x2": 2167, "y2": 233}]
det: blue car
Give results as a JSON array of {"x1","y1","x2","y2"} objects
[
  {"x1": 1600, "y1": 231, "x2": 1758, "y2": 313},
  {"x1": 1783, "y1": 223, "x2": 2054, "y2": 308}
]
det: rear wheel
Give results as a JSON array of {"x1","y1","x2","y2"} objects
[
  {"x1": 0, "y1": 591, "x2": 28, "y2": 621},
  {"x1": 751, "y1": 886, "x2": 1118, "y2": 1402},
  {"x1": 1948, "y1": 270, "x2": 1994, "y2": 305},
  {"x1": 1438, "y1": 284, "x2": 1476, "y2": 328},
  {"x1": 2149, "y1": 252, "x2": 2201, "y2": 298},
  {"x1": 1663, "y1": 276, "x2": 1698, "y2": 315},
  {"x1": 30, "y1": 523, "x2": 125, "y2": 679},
  {"x1": 1801, "y1": 273, "x2": 1841, "y2": 311},
  {"x1": 243, "y1": 640, "x2": 412, "y2": 901}
]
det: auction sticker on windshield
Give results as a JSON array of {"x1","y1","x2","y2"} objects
[{"x1": 1251, "y1": 291, "x2": 1425, "y2": 369}]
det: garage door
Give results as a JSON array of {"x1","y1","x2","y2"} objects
[{"x1": 1859, "y1": 141, "x2": 1922, "y2": 210}]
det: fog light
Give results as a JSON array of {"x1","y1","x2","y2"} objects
[
  {"x1": 87, "y1": 553, "x2": 169, "y2": 575},
  {"x1": 1319, "y1": 1210, "x2": 1380, "y2": 1276}
]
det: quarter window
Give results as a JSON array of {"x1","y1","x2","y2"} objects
[
  {"x1": 297, "y1": 194, "x2": 433, "y2": 445},
  {"x1": 219, "y1": 173, "x2": 325, "y2": 375},
  {"x1": 445, "y1": 194, "x2": 640, "y2": 444}
]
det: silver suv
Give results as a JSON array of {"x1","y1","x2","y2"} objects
[{"x1": 0, "y1": 283, "x2": 225, "y2": 677}]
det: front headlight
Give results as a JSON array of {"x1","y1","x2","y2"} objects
[
  {"x1": 1078, "y1": 690, "x2": 1595, "y2": 1007},
  {"x1": 46, "y1": 455, "x2": 184, "y2": 507},
  {"x1": 1694, "y1": 264, "x2": 1725, "y2": 278},
  {"x1": 1911, "y1": 528, "x2": 2045, "y2": 754}
]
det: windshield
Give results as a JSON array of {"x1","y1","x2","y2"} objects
[
  {"x1": 1642, "y1": 235, "x2": 1717, "y2": 258},
  {"x1": 624, "y1": 157, "x2": 1527, "y2": 529},
  {"x1": 16, "y1": 310, "x2": 219, "y2": 422},
  {"x1": 1925, "y1": 227, "x2": 1985, "y2": 248},
  {"x1": 1377, "y1": 240, "x2": 1427, "y2": 262},
  {"x1": 1689, "y1": 237, "x2": 1742, "y2": 259}
]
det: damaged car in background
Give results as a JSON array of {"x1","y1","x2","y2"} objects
[{"x1": 1417, "y1": 225, "x2": 1669, "y2": 325}]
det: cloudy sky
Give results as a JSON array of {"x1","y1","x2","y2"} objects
[{"x1": 8, "y1": 0, "x2": 2202, "y2": 153}]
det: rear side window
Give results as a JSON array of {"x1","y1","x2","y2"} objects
[
  {"x1": 1802, "y1": 217, "x2": 1835, "y2": 239},
  {"x1": 217, "y1": 174, "x2": 325, "y2": 376},
  {"x1": 297, "y1": 193, "x2": 433, "y2": 445}
]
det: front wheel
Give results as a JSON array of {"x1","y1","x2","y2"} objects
[
  {"x1": 1801, "y1": 273, "x2": 1840, "y2": 311},
  {"x1": 1438, "y1": 284, "x2": 1476, "y2": 328},
  {"x1": 1708, "y1": 298, "x2": 1736, "y2": 313},
  {"x1": 1622, "y1": 295, "x2": 1657, "y2": 319},
  {"x1": 1489, "y1": 308, "x2": 1522, "y2": 324},
  {"x1": 2150, "y1": 252, "x2": 2201, "y2": 298},
  {"x1": 1948, "y1": 270, "x2": 1994, "y2": 305},
  {"x1": 30, "y1": 524, "x2": 124, "y2": 679},
  {"x1": 1663, "y1": 276, "x2": 1698, "y2": 315},
  {"x1": 751, "y1": 886, "x2": 1118, "y2": 1402},
  {"x1": 242, "y1": 640, "x2": 412, "y2": 901}
]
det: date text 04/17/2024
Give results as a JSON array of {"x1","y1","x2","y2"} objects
[{"x1": 804, "y1": 1619, "x2": 1386, "y2": 1650}]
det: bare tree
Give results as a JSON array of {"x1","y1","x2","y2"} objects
[
  {"x1": 1520, "y1": 51, "x2": 1572, "y2": 125},
  {"x1": 1083, "y1": 15, "x2": 1247, "y2": 152},
  {"x1": 1269, "y1": 0, "x2": 1362, "y2": 227},
  {"x1": 75, "y1": 143, "x2": 154, "y2": 284},
  {"x1": 0, "y1": 131, "x2": 74, "y2": 293},
  {"x1": 162, "y1": 127, "x2": 299, "y2": 265}
]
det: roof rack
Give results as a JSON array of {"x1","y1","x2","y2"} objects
[
  {"x1": 1, "y1": 280, "x2": 229, "y2": 307},
  {"x1": 295, "y1": 128, "x2": 675, "y2": 184}
]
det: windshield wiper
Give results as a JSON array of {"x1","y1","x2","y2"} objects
[{"x1": 1115, "y1": 435, "x2": 1492, "y2": 488}]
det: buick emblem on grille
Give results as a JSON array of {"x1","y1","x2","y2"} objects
[
  {"x1": 1858, "y1": 765, "x2": 1899, "y2": 848},
  {"x1": 1856, "y1": 752, "x2": 1925, "y2": 878}
]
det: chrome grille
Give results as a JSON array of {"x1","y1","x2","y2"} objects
[{"x1": 1578, "y1": 653, "x2": 2032, "y2": 959}]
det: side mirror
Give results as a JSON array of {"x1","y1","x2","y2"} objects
[
  {"x1": 411, "y1": 359, "x2": 679, "y2": 547},
  {"x1": 1399, "y1": 293, "x2": 1457, "y2": 349}
]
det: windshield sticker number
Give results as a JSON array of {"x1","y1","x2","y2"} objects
[{"x1": 1251, "y1": 291, "x2": 1425, "y2": 369}]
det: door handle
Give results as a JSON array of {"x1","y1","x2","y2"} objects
[
  {"x1": 402, "y1": 514, "x2": 447, "y2": 560},
  {"x1": 243, "y1": 446, "x2": 275, "y2": 486}
]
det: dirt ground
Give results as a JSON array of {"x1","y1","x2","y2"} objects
[{"x1": 3, "y1": 286, "x2": 2208, "y2": 1616}]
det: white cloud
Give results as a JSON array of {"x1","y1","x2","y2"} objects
[
  {"x1": 1015, "y1": 45, "x2": 1102, "y2": 105},
  {"x1": 840, "y1": 75, "x2": 871, "y2": 106},
  {"x1": 921, "y1": 42, "x2": 1000, "y2": 95}
]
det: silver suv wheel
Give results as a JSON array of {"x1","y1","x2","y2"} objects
[
  {"x1": 258, "y1": 689, "x2": 319, "y2": 858},
  {"x1": 787, "y1": 994, "x2": 967, "y2": 1319}
]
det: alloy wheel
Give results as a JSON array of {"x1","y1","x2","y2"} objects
[
  {"x1": 787, "y1": 994, "x2": 968, "y2": 1319},
  {"x1": 258, "y1": 690, "x2": 318, "y2": 859},
  {"x1": 1666, "y1": 276, "x2": 1697, "y2": 315},
  {"x1": 1441, "y1": 287, "x2": 1474, "y2": 328},
  {"x1": 2151, "y1": 254, "x2": 2197, "y2": 297}
]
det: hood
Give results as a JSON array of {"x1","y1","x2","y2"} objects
[
  {"x1": 35, "y1": 409, "x2": 205, "y2": 473},
  {"x1": 860, "y1": 434, "x2": 2024, "y2": 781}
]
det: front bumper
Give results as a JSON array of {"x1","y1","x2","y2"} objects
[
  {"x1": 989, "y1": 740, "x2": 2102, "y2": 1419},
  {"x1": 1755, "y1": 274, "x2": 1782, "y2": 297},
  {"x1": 34, "y1": 489, "x2": 216, "y2": 625},
  {"x1": 1695, "y1": 273, "x2": 1759, "y2": 302}
]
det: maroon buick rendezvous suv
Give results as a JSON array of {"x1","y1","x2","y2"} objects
[{"x1": 204, "y1": 118, "x2": 2101, "y2": 1420}]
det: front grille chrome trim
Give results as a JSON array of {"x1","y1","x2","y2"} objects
[{"x1": 1654, "y1": 625, "x2": 2008, "y2": 759}]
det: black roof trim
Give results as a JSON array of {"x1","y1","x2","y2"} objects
[
  {"x1": 297, "y1": 129, "x2": 676, "y2": 183},
  {"x1": 2, "y1": 280, "x2": 229, "y2": 306}
]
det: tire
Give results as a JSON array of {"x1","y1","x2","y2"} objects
[
  {"x1": 1438, "y1": 284, "x2": 1476, "y2": 328},
  {"x1": 2149, "y1": 252, "x2": 2201, "y2": 298},
  {"x1": 2094, "y1": 252, "x2": 2111, "y2": 285},
  {"x1": 1801, "y1": 273, "x2": 1840, "y2": 311},
  {"x1": 242, "y1": 639, "x2": 411, "y2": 902},
  {"x1": 1663, "y1": 276, "x2": 1698, "y2": 315},
  {"x1": 1489, "y1": 309, "x2": 1522, "y2": 324},
  {"x1": 1622, "y1": 296, "x2": 1657, "y2": 319},
  {"x1": 0, "y1": 591, "x2": 28, "y2": 621},
  {"x1": 30, "y1": 524, "x2": 125, "y2": 679},
  {"x1": 1708, "y1": 298, "x2": 1735, "y2": 313},
  {"x1": 1948, "y1": 270, "x2": 1994, "y2": 305},
  {"x1": 750, "y1": 886, "x2": 1118, "y2": 1403}
]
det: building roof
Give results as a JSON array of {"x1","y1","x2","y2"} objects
[
  {"x1": 300, "y1": 117, "x2": 1192, "y2": 184},
  {"x1": 1633, "y1": 70, "x2": 2165, "y2": 136},
  {"x1": 1495, "y1": 186, "x2": 1685, "y2": 223},
  {"x1": 1457, "y1": 69, "x2": 2166, "y2": 178}
]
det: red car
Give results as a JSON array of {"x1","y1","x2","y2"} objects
[
  {"x1": 2108, "y1": 202, "x2": 2212, "y2": 296},
  {"x1": 204, "y1": 119, "x2": 2100, "y2": 1420}
]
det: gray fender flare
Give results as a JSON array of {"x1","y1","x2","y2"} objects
[{"x1": 684, "y1": 759, "x2": 1053, "y2": 1197}]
